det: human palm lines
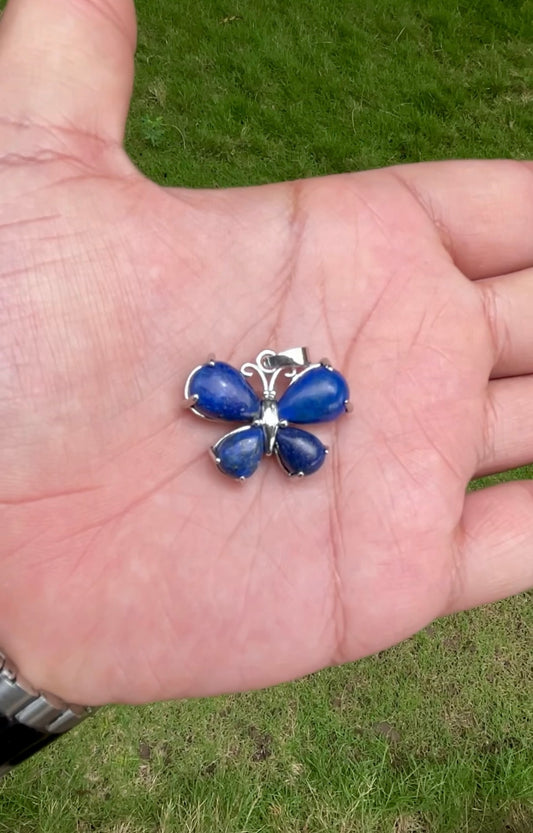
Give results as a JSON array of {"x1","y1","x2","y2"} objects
[{"x1": 0, "y1": 158, "x2": 499, "y2": 702}]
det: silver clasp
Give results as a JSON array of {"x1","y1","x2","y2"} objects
[{"x1": 261, "y1": 347, "x2": 310, "y2": 371}]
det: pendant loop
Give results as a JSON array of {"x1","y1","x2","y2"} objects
[{"x1": 261, "y1": 347, "x2": 310, "y2": 371}]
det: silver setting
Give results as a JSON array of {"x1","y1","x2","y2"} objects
[
  {"x1": 183, "y1": 359, "x2": 215, "y2": 419},
  {"x1": 262, "y1": 347, "x2": 310, "y2": 371},
  {"x1": 182, "y1": 393, "x2": 199, "y2": 409},
  {"x1": 241, "y1": 350, "x2": 320, "y2": 463},
  {"x1": 210, "y1": 425, "x2": 258, "y2": 482},
  {"x1": 285, "y1": 360, "x2": 329, "y2": 384},
  {"x1": 184, "y1": 348, "x2": 315, "y2": 430},
  {"x1": 274, "y1": 445, "x2": 304, "y2": 478},
  {"x1": 185, "y1": 347, "x2": 350, "y2": 480},
  {"x1": 198, "y1": 349, "x2": 318, "y2": 479},
  {"x1": 255, "y1": 399, "x2": 279, "y2": 455},
  {"x1": 182, "y1": 354, "x2": 216, "y2": 418},
  {"x1": 240, "y1": 348, "x2": 305, "y2": 398},
  {"x1": 274, "y1": 440, "x2": 329, "y2": 479}
]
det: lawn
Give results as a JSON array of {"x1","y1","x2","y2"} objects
[
  {"x1": 125, "y1": 0, "x2": 533, "y2": 185},
  {"x1": 0, "y1": 0, "x2": 532, "y2": 831}
]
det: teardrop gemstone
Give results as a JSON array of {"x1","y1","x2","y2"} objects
[
  {"x1": 212, "y1": 426, "x2": 264, "y2": 479},
  {"x1": 189, "y1": 362, "x2": 261, "y2": 421},
  {"x1": 278, "y1": 366, "x2": 349, "y2": 424},
  {"x1": 275, "y1": 426, "x2": 327, "y2": 476}
]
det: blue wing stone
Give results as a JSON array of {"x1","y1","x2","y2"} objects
[
  {"x1": 212, "y1": 426, "x2": 265, "y2": 479},
  {"x1": 275, "y1": 426, "x2": 327, "y2": 476},
  {"x1": 189, "y1": 361, "x2": 261, "y2": 421},
  {"x1": 277, "y1": 365, "x2": 349, "y2": 424}
]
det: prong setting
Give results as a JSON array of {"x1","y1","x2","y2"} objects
[
  {"x1": 182, "y1": 393, "x2": 199, "y2": 409},
  {"x1": 185, "y1": 347, "x2": 349, "y2": 480}
]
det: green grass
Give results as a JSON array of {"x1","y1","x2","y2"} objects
[
  {"x1": 1, "y1": 598, "x2": 532, "y2": 832},
  {"x1": 1, "y1": 0, "x2": 532, "y2": 830},
  {"x1": 125, "y1": 0, "x2": 533, "y2": 186}
]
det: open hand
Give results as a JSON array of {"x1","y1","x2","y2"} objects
[{"x1": 1, "y1": 0, "x2": 532, "y2": 705}]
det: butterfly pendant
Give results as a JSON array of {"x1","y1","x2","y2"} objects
[{"x1": 183, "y1": 348, "x2": 351, "y2": 480}]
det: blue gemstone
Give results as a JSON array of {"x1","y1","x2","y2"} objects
[
  {"x1": 189, "y1": 362, "x2": 260, "y2": 421},
  {"x1": 277, "y1": 366, "x2": 349, "y2": 424},
  {"x1": 213, "y1": 426, "x2": 264, "y2": 479},
  {"x1": 275, "y1": 427, "x2": 327, "y2": 476}
]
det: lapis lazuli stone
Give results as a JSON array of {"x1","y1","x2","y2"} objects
[
  {"x1": 213, "y1": 426, "x2": 265, "y2": 479},
  {"x1": 276, "y1": 426, "x2": 327, "y2": 476},
  {"x1": 189, "y1": 362, "x2": 261, "y2": 421},
  {"x1": 277, "y1": 366, "x2": 349, "y2": 424}
]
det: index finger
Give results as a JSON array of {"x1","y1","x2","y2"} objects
[{"x1": 392, "y1": 159, "x2": 533, "y2": 280}]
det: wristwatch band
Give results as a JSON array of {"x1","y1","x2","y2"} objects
[{"x1": 0, "y1": 651, "x2": 94, "y2": 776}]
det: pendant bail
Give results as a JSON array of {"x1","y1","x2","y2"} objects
[{"x1": 261, "y1": 347, "x2": 310, "y2": 371}]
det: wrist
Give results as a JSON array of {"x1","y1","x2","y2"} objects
[{"x1": 0, "y1": 650, "x2": 96, "y2": 776}]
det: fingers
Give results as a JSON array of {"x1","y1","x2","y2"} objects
[
  {"x1": 478, "y1": 267, "x2": 533, "y2": 379},
  {"x1": 476, "y1": 376, "x2": 533, "y2": 477},
  {"x1": 448, "y1": 481, "x2": 533, "y2": 613},
  {"x1": 391, "y1": 159, "x2": 533, "y2": 281},
  {"x1": 0, "y1": 0, "x2": 136, "y2": 142},
  {"x1": 473, "y1": 264, "x2": 533, "y2": 472}
]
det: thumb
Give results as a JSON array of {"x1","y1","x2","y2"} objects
[{"x1": 0, "y1": 0, "x2": 137, "y2": 142}]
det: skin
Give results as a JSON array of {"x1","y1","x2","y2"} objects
[{"x1": 0, "y1": 0, "x2": 532, "y2": 707}]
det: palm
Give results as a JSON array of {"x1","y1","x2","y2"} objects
[{"x1": 1, "y1": 0, "x2": 532, "y2": 706}]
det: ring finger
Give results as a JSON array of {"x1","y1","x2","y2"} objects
[
  {"x1": 475, "y1": 374, "x2": 533, "y2": 478},
  {"x1": 479, "y1": 266, "x2": 533, "y2": 379}
]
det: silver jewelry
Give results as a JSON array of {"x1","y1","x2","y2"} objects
[
  {"x1": 184, "y1": 347, "x2": 351, "y2": 480},
  {"x1": 0, "y1": 651, "x2": 95, "y2": 776}
]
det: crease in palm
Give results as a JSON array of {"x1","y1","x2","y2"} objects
[{"x1": 0, "y1": 139, "x2": 492, "y2": 704}]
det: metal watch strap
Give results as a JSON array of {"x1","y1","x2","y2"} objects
[{"x1": 0, "y1": 651, "x2": 94, "y2": 776}]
